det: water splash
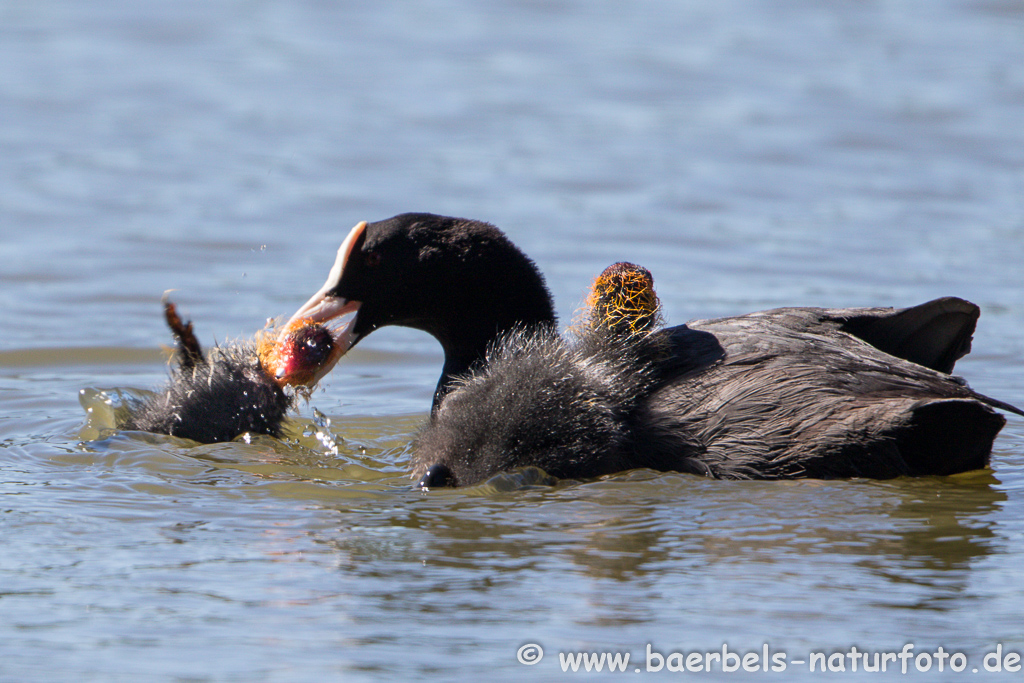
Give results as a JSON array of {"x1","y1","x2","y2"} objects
[
  {"x1": 78, "y1": 387, "x2": 133, "y2": 440},
  {"x1": 304, "y1": 407, "x2": 341, "y2": 456}
]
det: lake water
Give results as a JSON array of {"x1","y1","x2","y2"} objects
[{"x1": 3, "y1": 1, "x2": 1024, "y2": 680}]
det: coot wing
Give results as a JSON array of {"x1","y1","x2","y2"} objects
[
  {"x1": 637, "y1": 330, "x2": 1005, "y2": 479},
  {"x1": 826, "y1": 296, "x2": 979, "y2": 374},
  {"x1": 683, "y1": 297, "x2": 979, "y2": 374}
]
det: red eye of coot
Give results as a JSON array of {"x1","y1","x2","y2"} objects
[{"x1": 364, "y1": 251, "x2": 382, "y2": 267}]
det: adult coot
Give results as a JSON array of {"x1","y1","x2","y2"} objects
[
  {"x1": 413, "y1": 262, "x2": 1021, "y2": 486},
  {"x1": 287, "y1": 214, "x2": 554, "y2": 409},
  {"x1": 285, "y1": 213, "x2": 1021, "y2": 484},
  {"x1": 122, "y1": 300, "x2": 337, "y2": 443}
]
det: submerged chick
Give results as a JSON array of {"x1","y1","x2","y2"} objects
[{"x1": 121, "y1": 300, "x2": 336, "y2": 443}]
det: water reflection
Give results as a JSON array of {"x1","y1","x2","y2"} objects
[
  {"x1": 5, "y1": 0, "x2": 1024, "y2": 677},
  {"x1": 76, "y1": 378, "x2": 1011, "y2": 604},
  {"x1": 311, "y1": 467, "x2": 1008, "y2": 599}
]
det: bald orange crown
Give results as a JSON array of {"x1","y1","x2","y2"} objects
[{"x1": 584, "y1": 262, "x2": 662, "y2": 336}]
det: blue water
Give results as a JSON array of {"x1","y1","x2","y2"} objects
[{"x1": 3, "y1": 1, "x2": 1024, "y2": 680}]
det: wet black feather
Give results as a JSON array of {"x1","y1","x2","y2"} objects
[{"x1": 121, "y1": 305, "x2": 294, "y2": 443}]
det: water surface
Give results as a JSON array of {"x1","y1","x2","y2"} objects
[{"x1": 3, "y1": 1, "x2": 1024, "y2": 681}]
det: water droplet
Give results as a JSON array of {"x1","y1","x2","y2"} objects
[{"x1": 311, "y1": 408, "x2": 340, "y2": 456}]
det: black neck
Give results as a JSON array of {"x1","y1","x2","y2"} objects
[{"x1": 429, "y1": 303, "x2": 556, "y2": 413}]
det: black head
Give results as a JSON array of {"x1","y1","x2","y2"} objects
[{"x1": 287, "y1": 213, "x2": 556, "y2": 404}]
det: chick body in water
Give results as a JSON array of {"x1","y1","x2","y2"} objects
[
  {"x1": 413, "y1": 263, "x2": 667, "y2": 488},
  {"x1": 122, "y1": 301, "x2": 337, "y2": 443}
]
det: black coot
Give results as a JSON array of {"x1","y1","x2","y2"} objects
[
  {"x1": 283, "y1": 213, "x2": 1021, "y2": 485},
  {"x1": 286, "y1": 213, "x2": 555, "y2": 409},
  {"x1": 122, "y1": 301, "x2": 335, "y2": 443},
  {"x1": 413, "y1": 263, "x2": 1021, "y2": 487}
]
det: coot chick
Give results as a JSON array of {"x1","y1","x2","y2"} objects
[
  {"x1": 121, "y1": 300, "x2": 336, "y2": 443},
  {"x1": 285, "y1": 213, "x2": 1022, "y2": 484},
  {"x1": 414, "y1": 263, "x2": 668, "y2": 488},
  {"x1": 579, "y1": 260, "x2": 664, "y2": 335}
]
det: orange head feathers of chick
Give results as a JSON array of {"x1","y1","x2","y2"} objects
[
  {"x1": 583, "y1": 262, "x2": 663, "y2": 336},
  {"x1": 257, "y1": 317, "x2": 338, "y2": 387}
]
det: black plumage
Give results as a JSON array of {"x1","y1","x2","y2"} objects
[
  {"x1": 285, "y1": 214, "x2": 1022, "y2": 487},
  {"x1": 121, "y1": 301, "x2": 295, "y2": 443},
  {"x1": 286, "y1": 213, "x2": 555, "y2": 408},
  {"x1": 413, "y1": 286, "x2": 1016, "y2": 487}
]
